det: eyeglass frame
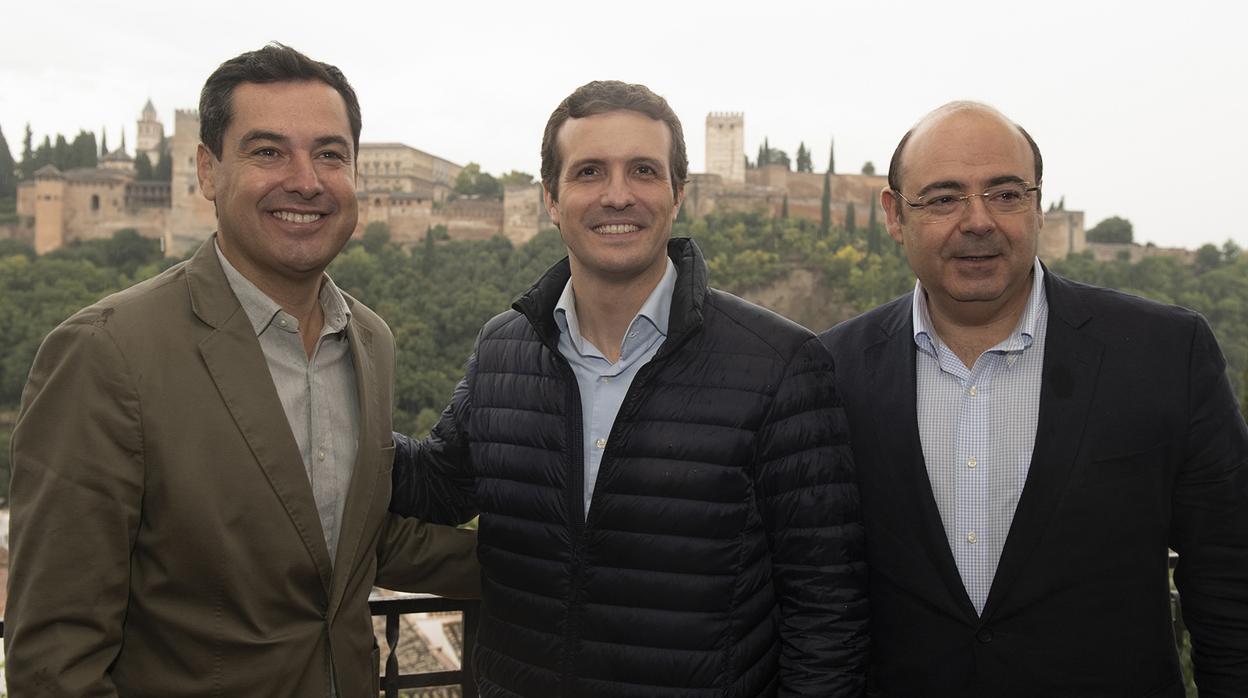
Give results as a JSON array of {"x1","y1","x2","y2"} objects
[{"x1": 891, "y1": 181, "x2": 1042, "y2": 217}]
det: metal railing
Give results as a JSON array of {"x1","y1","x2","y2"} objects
[
  {"x1": 369, "y1": 593, "x2": 480, "y2": 698},
  {"x1": 0, "y1": 556, "x2": 1186, "y2": 695},
  {"x1": 0, "y1": 595, "x2": 480, "y2": 698}
]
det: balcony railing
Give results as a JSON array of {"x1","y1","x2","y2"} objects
[
  {"x1": 369, "y1": 593, "x2": 479, "y2": 698},
  {"x1": 0, "y1": 594, "x2": 480, "y2": 698},
  {"x1": 0, "y1": 552, "x2": 1186, "y2": 696}
]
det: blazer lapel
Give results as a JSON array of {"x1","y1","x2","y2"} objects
[
  {"x1": 327, "y1": 313, "x2": 381, "y2": 618},
  {"x1": 867, "y1": 299, "x2": 978, "y2": 619},
  {"x1": 983, "y1": 272, "x2": 1104, "y2": 618},
  {"x1": 189, "y1": 239, "x2": 334, "y2": 596}
]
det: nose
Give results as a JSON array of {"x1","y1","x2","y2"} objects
[
  {"x1": 959, "y1": 194, "x2": 995, "y2": 235},
  {"x1": 599, "y1": 170, "x2": 636, "y2": 210},
  {"x1": 283, "y1": 153, "x2": 324, "y2": 199}
]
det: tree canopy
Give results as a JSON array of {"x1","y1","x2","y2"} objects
[
  {"x1": 5, "y1": 219, "x2": 1248, "y2": 504},
  {"x1": 1086, "y1": 216, "x2": 1133, "y2": 244}
]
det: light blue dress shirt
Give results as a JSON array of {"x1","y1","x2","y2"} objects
[
  {"x1": 554, "y1": 259, "x2": 677, "y2": 516},
  {"x1": 913, "y1": 258, "x2": 1048, "y2": 614}
]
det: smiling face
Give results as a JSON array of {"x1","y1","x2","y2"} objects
[
  {"x1": 544, "y1": 109, "x2": 684, "y2": 289},
  {"x1": 882, "y1": 106, "x2": 1043, "y2": 326},
  {"x1": 197, "y1": 80, "x2": 358, "y2": 291}
]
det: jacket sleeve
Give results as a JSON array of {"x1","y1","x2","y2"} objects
[
  {"x1": 5, "y1": 318, "x2": 142, "y2": 697},
  {"x1": 1169, "y1": 314, "x2": 1248, "y2": 697},
  {"x1": 754, "y1": 335, "x2": 869, "y2": 697},
  {"x1": 374, "y1": 512, "x2": 481, "y2": 599},
  {"x1": 390, "y1": 351, "x2": 480, "y2": 526}
]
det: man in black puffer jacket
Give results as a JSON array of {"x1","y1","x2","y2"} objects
[{"x1": 391, "y1": 80, "x2": 868, "y2": 697}]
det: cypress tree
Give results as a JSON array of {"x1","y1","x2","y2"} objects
[
  {"x1": 53, "y1": 134, "x2": 70, "y2": 170},
  {"x1": 781, "y1": 194, "x2": 789, "y2": 219},
  {"x1": 827, "y1": 138, "x2": 835, "y2": 174},
  {"x1": 135, "y1": 152, "x2": 154, "y2": 179},
  {"x1": 20, "y1": 124, "x2": 34, "y2": 179},
  {"x1": 100, "y1": 126, "x2": 108, "y2": 156},
  {"x1": 846, "y1": 202, "x2": 857, "y2": 237},
  {"x1": 156, "y1": 149, "x2": 173, "y2": 181},
  {"x1": 867, "y1": 199, "x2": 881, "y2": 255},
  {"x1": 819, "y1": 171, "x2": 831, "y2": 239},
  {"x1": 71, "y1": 130, "x2": 97, "y2": 169},
  {"x1": 796, "y1": 142, "x2": 813, "y2": 173},
  {"x1": 0, "y1": 123, "x2": 17, "y2": 197}
]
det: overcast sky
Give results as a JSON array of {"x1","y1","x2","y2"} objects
[{"x1": 3, "y1": 0, "x2": 1245, "y2": 250}]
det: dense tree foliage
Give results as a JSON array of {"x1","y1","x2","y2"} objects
[
  {"x1": 754, "y1": 138, "x2": 790, "y2": 170},
  {"x1": 795, "y1": 142, "x2": 813, "y2": 173},
  {"x1": 1086, "y1": 215, "x2": 1133, "y2": 244},
  {"x1": 4, "y1": 219, "x2": 1248, "y2": 504},
  {"x1": 0, "y1": 123, "x2": 17, "y2": 199},
  {"x1": 453, "y1": 162, "x2": 501, "y2": 199}
]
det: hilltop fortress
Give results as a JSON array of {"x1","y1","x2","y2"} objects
[{"x1": 10, "y1": 105, "x2": 1090, "y2": 261}]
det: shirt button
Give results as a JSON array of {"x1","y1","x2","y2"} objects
[
  {"x1": 318, "y1": 449, "x2": 326, "y2": 461},
  {"x1": 278, "y1": 318, "x2": 288, "y2": 327},
  {"x1": 595, "y1": 438, "x2": 607, "y2": 449},
  {"x1": 967, "y1": 531, "x2": 977, "y2": 544},
  {"x1": 968, "y1": 458, "x2": 978, "y2": 469},
  {"x1": 628, "y1": 332, "x2": 638, "y2": 339},
  {"x1": 969, "y1": 386, "x2": 978, "y2": 396},
  {"x1": 599, "y1": 377, "x2": 610, "y2": 384},
  {"x1": 976, "y1": 628, "x2": 994, "y2": 643}
]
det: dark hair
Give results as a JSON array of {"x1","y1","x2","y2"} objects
[
  {"x1": 887, "y1": 103, "x2": 1043, "y2": 198},
  {"x1": 198, "y1": 42, "x2": 361, "y2": 159},
  {"x1": 540, "y1": 80, "x2": 688, "y2": 201}
]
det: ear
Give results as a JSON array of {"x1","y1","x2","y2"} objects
[
  {"x1": 671, "y1": 184, "x2": 686, "y2": 221},
  {"x1": 880, "y1": 186, "x2": 905, "y2": 245},
  {"x1": 542, "y1": 183, "x2": 560, "y2": 229},
  {"x1": 196, "y1": 144, "x2": 218, "y2": 202}
]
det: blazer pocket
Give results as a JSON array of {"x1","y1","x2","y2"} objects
[{"x1": 1079, "y1": 441, "x2": 1169, "y2": 487}]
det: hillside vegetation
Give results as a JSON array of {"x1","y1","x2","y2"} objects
[{"x1": 2, "y1": 215, "x2": 1246, "y2": 501}]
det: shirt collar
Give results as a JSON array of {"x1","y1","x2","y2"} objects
[
  {"x1": 554, "y1": 257, "x2": 677, "y2": 356},
  {"x1": 912, "y1": 257, "x2": 1047, "y2": 354},
  {"x1": 215, "y1": 239, "x2": 351, "y2": 337}
]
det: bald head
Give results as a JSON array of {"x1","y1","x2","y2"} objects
[{"x1": 887, "y1": 101, "x2": 1042, "y2": 196}]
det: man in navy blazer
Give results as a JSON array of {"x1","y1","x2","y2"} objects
[{"x1": 821, "y1": 101, "x2": 1248, "y2": 697}]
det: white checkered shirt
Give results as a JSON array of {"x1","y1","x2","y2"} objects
[{"x1": 913, "y1": 258, "x2": 1048, "y2": 614}]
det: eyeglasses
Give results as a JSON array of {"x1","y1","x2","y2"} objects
[{"x1": 893, "y1": 182, "x2": 1040, "y2": 220}]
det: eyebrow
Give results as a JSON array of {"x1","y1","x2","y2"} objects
[
  {"x1": 313, "y1": 135, "x2": 351, "y2": 151},
  {"x1": 238, "y1": 130, "x2": 288, "y2": 147},
  {"x1": 238, "y1": 131, "x2": 351, "y2": 152},
  {"x1": 915, "y1": 174, "x2": 1028, "y2": 198},
  {"x1": 564, "y1": 156, "x2": 666, "y2": 177}
]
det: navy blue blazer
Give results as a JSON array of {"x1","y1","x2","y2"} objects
[{"x1": 820, "y1": 269, "x2": 1248, "y2": 697}]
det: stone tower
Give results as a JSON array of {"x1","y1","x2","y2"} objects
[
  {"x1": 136, "y1": 99, "x2": 165, "y2": 166},
  {"x1": 33, "y1": 165, "x2": 67, "y2": 255},
  {"x1": 169, "y1": 109, "x2": 217, "y2": 255},
  {"x1": 705, "y1": 112, "x2": 745, "y2": 185}
]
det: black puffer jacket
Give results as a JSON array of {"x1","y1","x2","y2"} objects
[{"x1": 393, "y1": 238, "x2": 868, "y2": 697}]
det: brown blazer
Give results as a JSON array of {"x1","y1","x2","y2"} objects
[{"x1": 5, "y1": 238, "x2": 479, "y2": 697}]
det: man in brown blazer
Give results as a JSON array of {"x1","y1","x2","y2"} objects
[{"x1": 5, "y1": 44, "x2": 478, "y2": 696}]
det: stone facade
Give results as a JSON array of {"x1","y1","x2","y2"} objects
[
  {"x1": 1085, "y1": 241, "x2": 1195, "y2": 264},
  {"x1": 136, "y1": 99, "x2": 164, "y2": 166},
  {"x1": 169, "y1": 109, "x2": 217, "y2": 256},
  {"x1": 684, "y1": 166, "x2": 886, "y2": 230},
  {"x1": 1038, "y1": 209, "x2": 1086, "y2": 262},
  {"x1": 20, "y1": 163, "x2": 169, "y2": 255},
  {"x1": 358, "y1": 143, "x2": 461, "y2": 203},
  {"x1": 502, "y1": 183, "x2": 546, "y2": 246},
  {"x1": 705, "y1": 112, "x2": 745, "y2": 185}
]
